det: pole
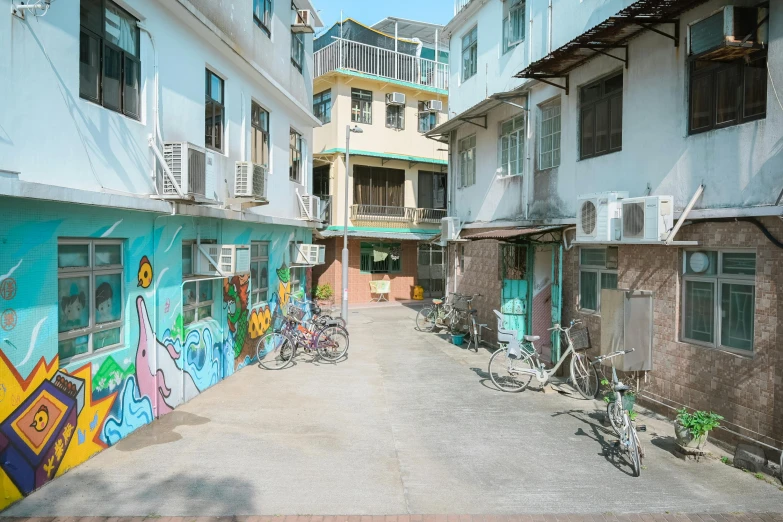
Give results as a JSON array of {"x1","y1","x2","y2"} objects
[{"x1": 341, "y1": 125, "x2": 351, "y2": 322}]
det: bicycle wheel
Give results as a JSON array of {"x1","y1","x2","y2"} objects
[
  {"x1": 316, "y1": 325, "x2": 349, "y2": 361},
  {"x1": 317, "y1": 314, "x2": 347, "y2": 329},
  {"x1": 606, "y1": 400, "x2": 623, "y2": 436},
  {"x1": 256, "y1": 331, "x2": 295, "y2": 370},
  {"x1": 415, "y1": 306, "x2": 437, "y2": 332},
  {"x1": 570, "y1": 351, "x2": 599, "y2": 399},
  {"x1": 468, "y1": 315, "x2": 479, "y2": 352},
  {"x1": 626, "y1": 414, "x2": 642, "y2": 477},
  {"x1": 488, "y1": 348, "x2": 535, "y2": 392}
]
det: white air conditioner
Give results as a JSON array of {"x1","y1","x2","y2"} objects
[
  {"x1": 298, "y1": 193, "x2": 321, "y2": 220},
  {"x1": 163, "y1": 142, "x2": 206, "y2": 198},
  {"x1": 440, "y1": 216, "x2": 460, "y2": 245},
  {"x1": 386, "y1": 92, "x2": 406, "y2": 106},
  {"x1": 292, "y1": 9, "x2": 315, "y2": 33},
  {"x1": 292, "y1": 244, "x2": 326, "y2": 266},
  {"x1": 576, "y1": 192, "x2": 627, "y2": 242},
  {"x1": 196, "y1": 244, "x2": 251, "y2": 276},
  {"x1": 689, "y1": 6, "x2": 768, "y2": 60},
  {"x1": 234, "y1": 162, "x2": 268, "y2": 201},
  {"x1": 621, "y1": 196, "x2": 674, "y2": 242},
  {"x1": 426, "y1": 100, "x2": 443, "y2": 112}
]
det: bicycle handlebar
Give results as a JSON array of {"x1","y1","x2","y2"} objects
[{"x1": 547, "y1": 320, "x2": 581, "y2": 332}]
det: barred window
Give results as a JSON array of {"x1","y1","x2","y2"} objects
[{"x1": 539, "y1": 98, "x2": 561, "y2": 169}]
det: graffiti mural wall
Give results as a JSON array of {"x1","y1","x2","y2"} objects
[{"x1": 0, "y1": 197, "x2": 310, "y2": 510}]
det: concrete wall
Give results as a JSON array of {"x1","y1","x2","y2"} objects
[{"x1": 0, "y1": 196, "x2": 310, "y2": 510}]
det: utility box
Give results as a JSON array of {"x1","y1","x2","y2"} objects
[{"x1": 600, "y1": 289, "x2": 653, "y2": 371}]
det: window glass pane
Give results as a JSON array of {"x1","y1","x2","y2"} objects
[
  {"x1": 212, "y1": 102, "x2": 223, "y2": 150},
  {"x1": 580, "y1": 271, "x2": 597, "y2": 311},
  {"x1": 260, "y1": 261, "x2": 269, "y2": 291},
  {"x1": 259, "y1": 243, "x2": 269, "y2": 257},
  {"x1": 722, "y1": 252, "x2": 756, "y2": 276},
  {"x1": 80, "y1": 0, "x2": 102, "y2": 33},
  {"x1": 610, "y1": 95, "x2": 622, "y2": 150},
  {"x1": 580, "y1": 248, "x2": 605, "y2": 267},
  {"x1": 250, "y1": 261, "x2": 259, "y2": 288},
  {"x1": 103, "y1": 44, "x2": 122, "y2": 111},
  {"x1": 183, "y1": 308, "x2": 196, "y2": 325},
  {"x1": 604, "y1": 74, "x2": 622, "y2": 94},
  {"x1": 690, "y1": 73, "x2": 712, "y2": 131},
  {"x1": 720, "y1": 283, "x2": 754, "y2": 350},
  {"x1": 210, "y1": 72, "x2": 223, "y2": 103},
  {"x1": 182, "y1": 244, "x2": 193, "y2": 275},
  {"x1": 79, "y1": 32, "x2": 100, "y2": 102},
  {"x1": 95, "y1": 243, "x2": 121, "y2": 266},
  {"x1": 198, "y1": 305, "x2": 212, "y2": 320},
  {"x1": 104, "y1": 4, "x2": 137, "y2": 56},
  {"x1": 432, "y1": 250, "x2": 443, "y2": 265},
  {"x1": 95, "y1": 273, "x2": 122, "y2": 324},
  {"x1": 418, "y1": 248, "x2": 429, "y2": 266},
  {"x1": 124, "y1": 57, "x2": 140, "y2": 117},
  {"x1": 601, "y1": 272, "x2": 618, "y2": 290},
  {"x1": 684, "y1": 251, "x2": 717, "y2": 275},
  {"x1": 59, "y1": 244, "x2": 90, "y2": 268},
  {"x1": 59, "y1": 337, "x2": 89, "y2": 360},
  {"x1": 581, "y1": 83, "x2": 600, "y2": 104},
  {"x1": 183, "y1": 281, "x2": 198, "y2": 307},
  {"x1": 580, "y1": 107, "x2": 594, "y2": 158},
  {"x1": 715, "y1": 67, "x2": 739, "y2": 124},
  {"x1": 744, "y1": 58, "x2": 767, "y2": 118},
  {"x1": 93, "y1": 327, "x2": 121, "y2": 350},
  {"x1": 59, "y1": 276, "x2": 90, "y2": 332},
  {"x1": 251, "y1": 243, "x2": 259, "y2": 258},
  {"x1": 595, "y1": 99, "x2": 609, "y2": 154},
  {"x1": 199, "y1": 280, "x2": 214, "y2": 302},
  {"x1": 684, "y1": 280, "x2": 715, "y2": 343}
]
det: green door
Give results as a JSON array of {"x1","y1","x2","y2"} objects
[
  {"x1": 500, "y1": 244, "x2": 529, "y2": 341},
  {"x1": 550, "y1": 244, "x2": 564, "y2": 360}
]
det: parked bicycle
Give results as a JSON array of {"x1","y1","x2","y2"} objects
[
  {"x1": 288, "y1": 295, "x2": 347, "y2": 328},
  {"x1": 593, "y1": 348, "x2": 645, "y2": 477},
  {"x1": 415, "y1": 293, "x2": 482, "y2": 350},
  {"x1": 487, "y1": 312, "x2": 599, "y2": 398}
]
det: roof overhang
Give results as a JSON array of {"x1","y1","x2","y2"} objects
[
  {"x1": 514, "y1": 0, "x2": 710, "y2": 88},
  {"x1": 314, "y1": 148, "x2": 447, "y2": 167},
  {"x1": 458, "y1": 225, "x2": 566, "y2": 242},
  {"x1": 316, "y1": 228, "x2": 439, "y2": 241}
]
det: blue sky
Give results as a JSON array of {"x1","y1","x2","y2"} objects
[{"x1": 314, "y1": 0, "x2": 454, "y2": 33}]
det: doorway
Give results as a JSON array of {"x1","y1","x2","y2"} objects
[{"x1": 417, "y1": 243, "x2": 445, "y2": 298}]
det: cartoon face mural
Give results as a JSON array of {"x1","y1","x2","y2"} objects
[{"x1": 137, "y1": 256, "x2": 153, "y2": 288}]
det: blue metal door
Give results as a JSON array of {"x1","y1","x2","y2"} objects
[{"x1": 500, "y1": 244, "x2": 529, "y2": 341}]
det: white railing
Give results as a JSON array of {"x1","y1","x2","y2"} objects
[
  {"x1": 314, "y1": 38, "x2": 449, "y2": 91},
  {"x1": 455, "y1": 0, "x2": 473, "y2": 15}
]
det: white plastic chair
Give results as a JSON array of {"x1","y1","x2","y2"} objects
[{"x1": 493, "y1": 310, "x2": 523, "y2": 359}]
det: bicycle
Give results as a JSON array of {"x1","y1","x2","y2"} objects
[
  {"x1": 487, "y1": 312, "x2": 599, "y2": 398},
  {"x1": 416, "y1": 293, "x2": 481, "y2": 340},
  {"x1": 289, "y1": 296, "x2": 346, "y2": 328},
  {"x1": 592, "y1": 348, "x2": 645, "y2": 477},
  {"x1": 256, "y1": 304, "x2": 349, "y2": 369}
]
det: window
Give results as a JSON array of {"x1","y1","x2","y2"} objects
[
  {"x1": 253, "y1": 0, "x2": 272, "y2": 36},
  {"x1": 313, "y1": 90, "x2": 332, "y2": 124},
  {"x1": 291, "y1": 31, "x2": 304, "y2": 72},
  {"x1": 79, "y1": 0, "x2": 140, "y2": 119},
  {"x1": 251, "y1": 102, "x2": 269, "y2": 167},
  {"x1": 250, "y1": 242, "x2": 270, "y2": 305},
  {"x1": 499, "y1": 114, "x2": 525, "y2": 177},
  {"x1": 462, "y1": 26, "x2": 478, "y2": 81},
  {"x1": 458, "y1": 135, "x2": 476, "y2": 187},
  {"x1": 290, "y1": 268, "x2": 304, "y2": 295},
  {"x1": 182, "y1": 243, "x2": 215, "y2": 325},
  {"x1": 386, "y1": 104, "x2": 405, "y2": 130},
  {"x1": 458, "y1": 244, "x2": 465, "y2": 274},
  {"x1": 682, "y1": 250, "x2": 756, "y2": 352},
  {"x1": 503, "y1": 0, "x2": 525, "y2": 53},
  {"x1": 418, "y1": 170, "x2": 447, "y2": 209},
  {"x1": 539, "y1": 99, "x2": 561, "y2": 169},
  {"x1": 353, "y1": 166, "x2": 404, "y2": 207},
  {"x1": 579, "y1": 247, "x2": 618, "y2": 312},
  {"x1": 418, "y1": 102, "x2": 438, "y2": 133},
  {"x1": 57, "y1": 239, "x2": 124, "y2": 361},
  {"x1": 688, "y1": 54, "x2": 767, "y2": 134},
  {"x1": 205, "y1": 69, "x2": 225, "y2": 152},
  {"x1": 351, "y1": 88, "x2": 372, "y2": 124},
  {"x1": 289, "y1": 128, "x2": 303, "y2": 182},
  {"x1": 360, "y1": 243, "x2": 402, "y2": 274},
  {"x1": 580, "y1": 73, "x2": 622, "y2": 160}
]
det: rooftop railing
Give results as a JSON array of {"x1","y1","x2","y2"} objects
[{"x1": 350, "y1": 204, "x2": 446, "y2": 225}]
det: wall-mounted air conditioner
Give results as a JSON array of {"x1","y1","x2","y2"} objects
[
  {"x1": 576, "y1": 192, "x2": 627, "y2": 242},
  {"x1": 621, "y1": 196, "x2": 674, "y2": 242},
  {"x1": 386, "y1": 92, "x2": 406, "y2": 106},
  {"x1": 292, "y1": 244, "x2": 326, "y2": 266},
  {"x1": 292, "y1": 9, "x2": 315, "y2": 33},
  {"x1": 196, "y1": 244, "x2": 251, "y2": 276},
  {"x1": 440, "y1": 216, "x2": 460, "y2": 245},
  {"x1": 162, "y1": 142, "x2": 206, "y2": 199},
  {"x1": 298, "y1": 193, "x2": 321, "y2": 220},
  {"x1": 234, "y1": 162, "x2": 268, "y2": 202},
  {"x1": 426, "y1": 100, "x2": 443, "y2": 112},
  {"x1": 689, "y1": 6, "x2": 768, "y2": 61}
]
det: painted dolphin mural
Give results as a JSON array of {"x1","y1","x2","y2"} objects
[{"x1": 134, "y1": 296, "x2": 199, "y2": 416}]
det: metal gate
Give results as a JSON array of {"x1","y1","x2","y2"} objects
[
  {"x1": 418, "y1": 243, "x2": 445, "y2": 297},
  {"x1": 500, "y1": 244, "x2": 529, "y2": 341}
]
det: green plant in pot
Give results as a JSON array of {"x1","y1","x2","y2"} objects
[
  {"x1": 314, "y1": 283, "x2": 334, "y2": 306},
  {"x1": 674, "y1": 408, "x2": 724, "y2": 450},
  {"x1": 601, "y1": 378, "x2": 637, "y2": 420}
]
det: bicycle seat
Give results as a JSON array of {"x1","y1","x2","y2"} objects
[
  {"x1": 614, "y1": 383, "x2": 631, "y2": 392},
  {"x1": 523, "y1": 335, "x2": 540, "y2": 342},
  {"x1": 432, "y1": 299, "x2": 443, "y2": 305},
  {"x1": 469, "y1": 308, "x2": 478, "y2": 314}
]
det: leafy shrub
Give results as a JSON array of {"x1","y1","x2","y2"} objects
[
  {"x1": 676, "y1": 408, "x2": 724, "y2": 440},
  {"x1": 315, "y1": 283, "x2": 334, "y2": 301}
]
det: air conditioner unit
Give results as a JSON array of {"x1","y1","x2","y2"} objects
[
  {"x1": 440, "y1": 216, "x2": 461, "y2": 245},
  {"x1": 689, "y1": 6, "x2": 768, "y2": 61},
  {"x1": 234, "y1": 162, "x2": 268, "y2": 201},
  {"x1": 196, "y1": 244, "x2": 251, "y2": 276},
  {"x1": 292, "y1": 244, "x2": 326, "y2": 266},
  {"x1": 426, "y1": 100, "x2": 443, "y2": 112},
  {"x1": 576, "y1": 192, "x2": 627, "y2": 242},
  {"x1": 292, "y1": 9, "x2": 315, "y2": 33},
  {"x1": 386, "y1": 92, "x2": 406, "y2": 106},
  {"x1": 162, "y1": 142, "x2": 206, "y2": 199},
  {"x1": 621, "y1": 196, "x2": 674, "y2": 242},
  {"x1": 298, "y1": 194, "x2": 321, "y2": 220}
]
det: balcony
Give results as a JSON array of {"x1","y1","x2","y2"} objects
[
  {"x1": 454, "y1": 0, "x2": 473, "y2": 15},
  {"x1": 314, "y1": 38, "x2": 449, "y2": 91},
  {"x1": 351, "y1": 204, "x2": 447, "y2": 225}
]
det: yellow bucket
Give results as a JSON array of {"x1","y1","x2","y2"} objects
[{"x1": 412, "y1": 285, "x2": 424, "y2": 300}]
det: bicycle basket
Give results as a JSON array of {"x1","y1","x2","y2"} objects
[
  {"x1": 565, "y1": 327, "x2": 591, "y2": 351},
  {"x1": 287, "y1": 304, "x2": 306, "y2": 322}
]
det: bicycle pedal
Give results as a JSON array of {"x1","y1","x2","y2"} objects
[{"x1": 637, "y1": 425, "x2": 647, "y2": 432}]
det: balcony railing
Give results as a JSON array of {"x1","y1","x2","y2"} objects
[
  {"x1": 350, "y1": 205, "x2": 446, "y2": 225},
  {"x1": 314, "y1": 38, "x2": 449, "y2": 91},
  {"x1": 455, "y1": 0, "x2": 473, "y2": 15}
]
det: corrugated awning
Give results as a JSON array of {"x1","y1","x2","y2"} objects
[
  {"x1": 514, "y1": 0, "x2": 709, "y2": 89},
  {"x1": 459, "y1": 225, "x2": 565, "y2": 240},
  {"x1": 425, "y1": 88, "x2": 528, "y2": 142},
  {"x1": 314, "y1": 148, "x2": 447, "y2": 166}
]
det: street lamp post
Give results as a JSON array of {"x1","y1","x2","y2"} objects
[{"x1": 342, "y1": 125, "x2": 363, "y2": 323}]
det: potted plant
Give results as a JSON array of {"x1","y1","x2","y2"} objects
[
  {"x1": 314, "y1": 283, "x2": 334, "y2": 307},
  {"x1": 674, "y1": 408, "x2": 724, "y2": 450}
]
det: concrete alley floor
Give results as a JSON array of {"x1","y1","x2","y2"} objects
[{"x1": 4, "y1": 305, "x2": 782, "y2": 516}]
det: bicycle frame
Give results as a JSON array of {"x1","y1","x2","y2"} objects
[{"x1": 508, "y1": 324, "x2": 585, "y2": 384}]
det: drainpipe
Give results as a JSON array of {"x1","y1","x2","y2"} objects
[
  {"x1": 137, "y1": 22, "x2": 161, "y2": 192},
  {"x1": 394, "y1": 21, "x2": 399, "y2": 79},
  {"x1": 547, "y1": 0, "x2": 553, "y2": 54}
]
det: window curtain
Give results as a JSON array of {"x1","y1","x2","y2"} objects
[{"x1": 105, "y1": 4, "x2": 137, "y2": 55}]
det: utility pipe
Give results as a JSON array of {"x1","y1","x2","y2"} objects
[
  {"x1": 665, "y1": 184, "x2": 704, "y2": 245},
  {"x1": 137, "y1": 23, "x2": 161, "y2": 192}
]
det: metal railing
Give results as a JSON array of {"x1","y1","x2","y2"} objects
[
  {"x1": 314, "y1": 38, "x2": 449, "y2": 91},
  {"x1": 415, "y1": 208, "x2": 447, "y2": 224},
  {"x1": 455, "y1": 0, "x2": 473, "y2": 14},
  {"x1": 350, "y1": 204, "x2": 446, "y2": 225}
]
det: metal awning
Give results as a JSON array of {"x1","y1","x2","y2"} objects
[
  {"x1": 316, "y1": 228, "x2": 438, "y2": 241},
  {"x1": 514, "y1": 0, "x2": 709, "y2": 92},
  {"x1": 459, "y1": 225, "x2": 565, "y2": 241}
]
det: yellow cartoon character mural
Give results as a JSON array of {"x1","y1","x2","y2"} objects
[{"x1": 137, "y1": 256, "x2": 153, "y2": 288}]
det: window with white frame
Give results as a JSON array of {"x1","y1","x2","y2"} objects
[
  {"x1": 251, "y1": 101, "x2": 269, "y2": 167},
  {"x1": 539, "y1": 98, "x2": 561, "y2": 169},
  {"x1": 57, "y1": 239, "x2": 124, "y2": 361},
  {"x1": 250, "y1": 241, "x2": 270, "y2": 306},
  {"x1": 579, "y1": 247, "x2": 618, "y2": 312},
  {"x1": 418, "y1": 101, "x2": 438, "y2": 133},
  {"x1": 682, "y1": 250, "x2": 756, "y2": 352},
  {"x1": 386, "y1": 104, "x2": 405, "y2": 130},
  {"x1": 351, "y1": 88, "x2": 372, "y2": 124},
  {"x1": 289, "y1": 128, "x2": 303, "y2": 182},
  {"x1": 502, "y1": 0, "x2": 525, "y2": 53},
  {"x1": 288, "y1": 241, "x2": 305, "y2": 296},
  {"x1": 458, "y1": 134, "x2": 476, "y2": 187},
  {"x1": 461, "y1": 26, "x2": 478, "y2": 82},
  {"x1": 499, "y1": 114, "x2": 525, "y2": 177},
  {"x1": 291, "y1": 31, "x2": 304, "y2": 72},
  {"x1": 182, "y1": 243, "x2": 215, "y2": 325}
]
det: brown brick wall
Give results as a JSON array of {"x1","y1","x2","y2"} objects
[
  {"x1": 562, "y1": 217, "x2": 782, "y2": 449},
  {"x1": 451, "y1": 240, "x2": 503, "y2": 345}
]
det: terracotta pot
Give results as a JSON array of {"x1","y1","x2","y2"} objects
[{"x1": 674, "y1": 421, "x2": 709, "y2": 449}]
